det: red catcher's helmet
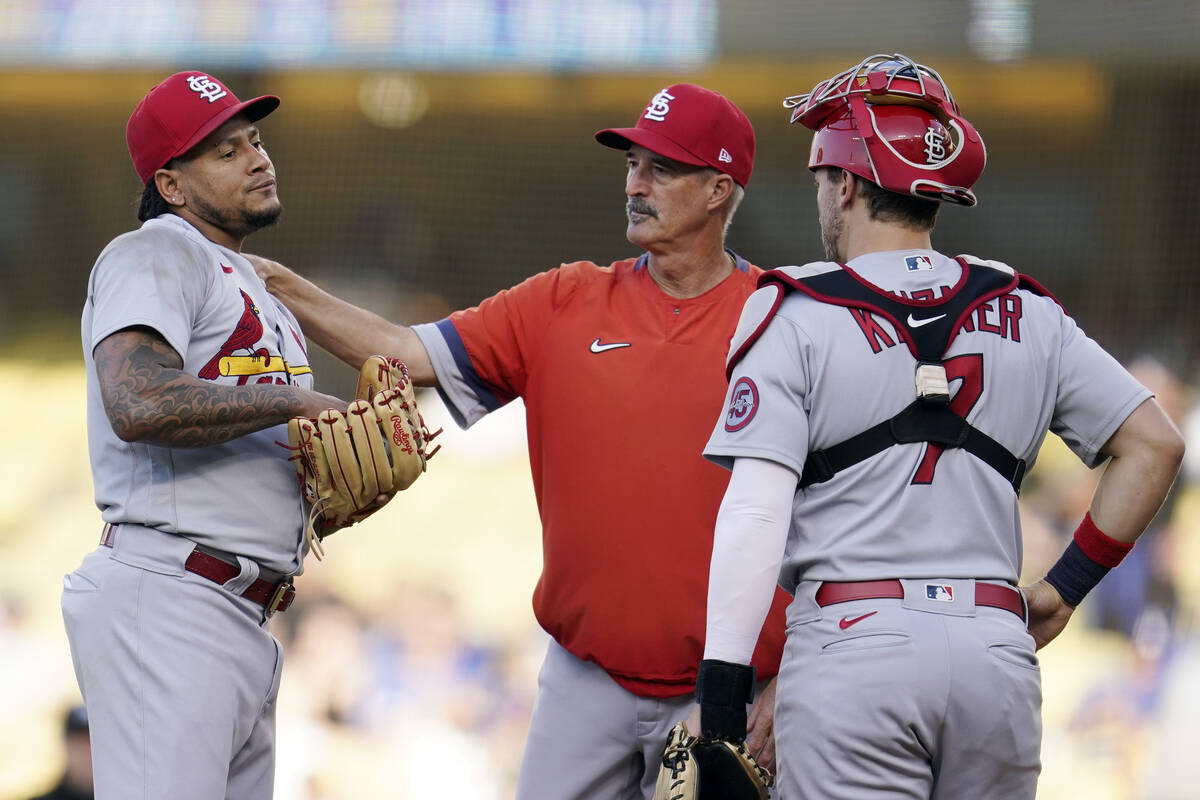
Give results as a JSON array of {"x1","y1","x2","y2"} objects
[{"x1": 783, "y1": 54, "x2": 986, "y2": 206}]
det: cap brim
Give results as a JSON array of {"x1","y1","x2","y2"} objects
[
  {"x1": 595, "y1": 126, "x2": 709, "y2": 169},
  {"x1": 171, "y1": 94, "x2": 280, "y2": 162}
]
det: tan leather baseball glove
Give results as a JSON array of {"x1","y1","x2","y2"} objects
[
  {"x1": 286, "y1": 355, "x2": 439, "y2": 559},
  {"x1": 653, "y1": 721, "x2": 772, "y2": 800}
]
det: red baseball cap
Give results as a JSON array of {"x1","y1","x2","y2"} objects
[
  {"x1": 595, "y1": 84, "x2": 755, "y2": 187},
  {"x1": 126, "y1": 71, "x2": 280, "y2": 185}
]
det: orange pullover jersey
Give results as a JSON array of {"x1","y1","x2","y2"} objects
[{"x1": 415, "y1": 252, "x2": 789, "y2": 697}]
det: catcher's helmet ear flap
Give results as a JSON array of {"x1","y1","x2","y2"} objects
[{"x1": 785, "y1": 53, "x2": 986, "y2": 206}]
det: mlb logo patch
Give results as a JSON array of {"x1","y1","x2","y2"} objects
[
  {"x1": 905, "y1": 255, "x2": 934, "y2": 272},
  {"x1": 926, "y1": 584, "x2": 954, "y2": 602}
]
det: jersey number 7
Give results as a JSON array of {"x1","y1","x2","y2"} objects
[{"x1": 911, "y1": 353, "x2": 984, "y2": 485}]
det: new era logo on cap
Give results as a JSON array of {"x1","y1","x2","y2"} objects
[
  {"x1": 126, "y1": 71, "x2": 280, "y2": 185},
  {"x1": 595, "y1": 83, "x2": 755, "y2": 187}
]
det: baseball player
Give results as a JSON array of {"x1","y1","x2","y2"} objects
[
  {"x1": 251, "y1": 84, "x2": 790, "y2": 798},
  {"x1": 684, "y1": 54, "x2": 1185, "y2": 799},
  {"x1": 62, "y1": 72, "x2": 348, "y2": 800}
]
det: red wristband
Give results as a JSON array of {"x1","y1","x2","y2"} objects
[{"x1": 1073, "y1": 512, "x2": 1134, "y2": 568}]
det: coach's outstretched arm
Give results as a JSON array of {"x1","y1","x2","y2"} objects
[
  {"x1": 1023, "y1": 397, "x2": 1184, "y2": 649},
  {"x1": 249, "y1": 255, "x2": 436, "y2": 386}
]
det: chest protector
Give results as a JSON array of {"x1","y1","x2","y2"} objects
[{"x1": 743, "y1": 258, "x2": 1056, "y2": 494}]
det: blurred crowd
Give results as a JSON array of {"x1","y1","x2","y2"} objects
[
  {"x1": 1017, "y1": 357, "x2": 1200, "y2": 800},
  {"x1": 271, "y1": 578, "x2": 548, "y2": 799},
  {"x1": 4, "y1": 355, "x2": 1200, "y2": 800}
]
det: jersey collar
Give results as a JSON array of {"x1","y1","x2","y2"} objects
[{"x1": 634, "y1": 248, "x2": 750, "y2": 273}]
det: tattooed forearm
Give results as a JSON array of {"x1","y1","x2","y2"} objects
[{"x1": 96, "y1": 328, "x2": 309, "y2": 448}]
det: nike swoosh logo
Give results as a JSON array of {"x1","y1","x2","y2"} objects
[
  {"x1": 838, "y1": 611, "x2": 878, "y2": 630},
  {"x1": 590, "y1": 338, "x2": 632, "y2": 353},
  {"x1": 906, "y1": 313, "x2": 946, "y2": 328}
]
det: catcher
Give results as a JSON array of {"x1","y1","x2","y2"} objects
[{"x1": 286, "y1": 354, "x2": 439, "y2": 558}]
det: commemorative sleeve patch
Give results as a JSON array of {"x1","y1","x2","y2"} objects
[{"x1": 724, "y1": 377, "x2": 760, "y2": 432}]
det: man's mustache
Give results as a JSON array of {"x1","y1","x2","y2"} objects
[{"x1": 626, "y1": 200, "x2": 658, "y2": 218}]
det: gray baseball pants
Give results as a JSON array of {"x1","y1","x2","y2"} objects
[
  {"x1": 774, "y1": 579, "x2": 1041, "y2": 799},
  {"x1": 61, "y1": 524, "x2": 283, "y2": 800},
  {"x1": 514, "y1": 638, "x2": 695, "y2": 800}
]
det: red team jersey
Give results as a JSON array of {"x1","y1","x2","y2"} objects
[{"x1": 423, "y1": 253, "x2": 789, "y2": 696}]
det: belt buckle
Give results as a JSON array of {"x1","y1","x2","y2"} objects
[{"x1": 265, "y1": 580, "x2": 293, "y2": 618}]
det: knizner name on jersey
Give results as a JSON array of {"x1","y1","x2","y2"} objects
[{"x1": 726, "y1": 257, "x2": 1026, "y2": 371}]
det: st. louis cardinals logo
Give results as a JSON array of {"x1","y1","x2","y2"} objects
[
  {"x1": 187, "y1": 74, "x2": 228, "y2": 103},
  {"x1": 923, "y1": 124, "x2": 948, "y2": 164},
  {"x1": 724, "y1": 377, "x2": 759, "y2": 432},
  {"x1": 198, "y1": 289, "x2": 306, "y2": 385},
  {"x1": 199, "y1": 290, "x2": 265, "y2": 381},
  {"x1": 643, "y1": 88, "x2": 675, "y2": 122}
]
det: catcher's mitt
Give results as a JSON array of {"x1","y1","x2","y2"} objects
[
  {"x1": 653, "y1": 659, "x2": 772, "y2": 800},
  {"x1": 285, "y1": 355, "x2": 440, "y2": 559},
  {"x1": 653, "y1": 721, "x2": 772, "y2": 800}
]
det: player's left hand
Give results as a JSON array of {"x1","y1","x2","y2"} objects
[
  {"x1": 680, "y1": 674, "x2": 776, "y2": 773},
  {"x1": 746, "y1": 676, "x2": 777, "y2": 773},
  {"x1": 657, "y1": 707, "x2": 772, "y2": 800},
  {"x1": 683, "y1": 703, "x2": 701, "y2": 737},
  {"x1": 285, "y1": 356, "x2": 438, "y2": 560},
  {"x1": 1020, "y1": 579, "x2": 1075, "y2": 650}
]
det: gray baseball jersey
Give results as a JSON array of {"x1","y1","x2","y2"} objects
[
  {"x1": 706, "y1": 250, "x2": 1150, "y2": 588},
  {"x1": 66, "y1": 213, "x2": 312, "y2": 800},
  {"x1": 81, "y1": 213, "x2": 312, "y2": 573},
  {"x1": 704, "y1": 249, "x2": 1150, "y2": 799}
]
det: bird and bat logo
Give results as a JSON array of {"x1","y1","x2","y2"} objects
[{"x1": 198, "y1": 289, "x2": 310, "y2": 385}]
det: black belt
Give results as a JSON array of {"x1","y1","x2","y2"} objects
[
  {"x1": 100, "y1": 524, "x2": 295, "y2": 616},
  {"x1": 815, "y1": 579, "x2": 1026, "y2": 622}
]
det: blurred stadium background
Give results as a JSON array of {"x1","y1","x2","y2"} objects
[{"x1": 2, "y1": 1, "x2": 1199, "y2": 798}]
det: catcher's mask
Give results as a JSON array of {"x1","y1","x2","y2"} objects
[{"x1": 783, "y1": 53, "x2": 986, "y2": 207}]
